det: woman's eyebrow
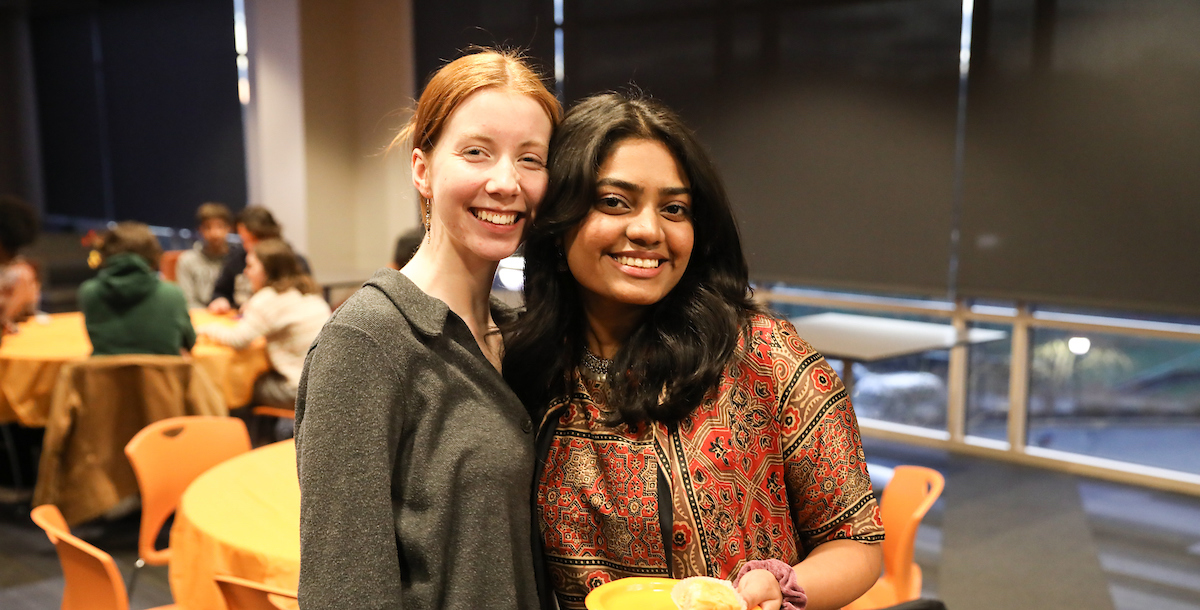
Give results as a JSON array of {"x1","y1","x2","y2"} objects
[
  {"x1": 459, "y1": 133, "x2": 495, "y2": 144},
  {"x1": 597, "y1": 178, "x2": 642, "y2": 192},
  {"x1": 597, "y1": 179, "x2": 690, "y2": 197}
]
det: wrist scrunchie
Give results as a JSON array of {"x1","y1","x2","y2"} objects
[{"x1": 733, "y1": 559, "x2": 808, "y2": 610}]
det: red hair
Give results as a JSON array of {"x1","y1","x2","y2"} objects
[{"x1": 393, "y1": 49, "x2": 561, "y2": 154}]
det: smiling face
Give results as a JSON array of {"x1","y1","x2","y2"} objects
[
  {"x1": 412, "y1": 88, "x2": 553, "y2": 264},
  {"x1": 565, "y1": 138, "x2": 695, "y2": 318}
]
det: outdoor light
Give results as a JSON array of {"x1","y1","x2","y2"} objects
[
  {"x1": 1067, "y1": 337, "x2": 1091, "y2": 355},
  {"x1": 497, "y1": 256, "x2": 525, "y2": 292}
]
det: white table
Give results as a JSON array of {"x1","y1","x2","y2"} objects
[{"x1": 789, "y1": 312, "x2": 1007, "y2": 394}]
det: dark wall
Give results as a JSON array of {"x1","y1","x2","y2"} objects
[
  {"x1": 29, "y1": 0, "x2": 247, "y2": 228},
  {"x1": 0, "y1": 8, "x2": 37, "y2": 205},
  {"x1": 958, "y1": 0, "x2": 1200, "y2": 315},
  {"x1": 562, "y1": 0, "x2": 963, "y2": 298},
  {"x1": 413, "y1": 0, "x2": 555, "y2": 90},
  {"x1": 558, "y1": 0, "x2": 1200, "y2": 315}
]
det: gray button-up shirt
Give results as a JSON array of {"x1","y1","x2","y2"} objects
[{"x1": 295, "y1": 269, "x2": 539, "y2": 610}]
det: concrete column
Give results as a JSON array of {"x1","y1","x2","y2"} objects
[{"x1": 245, "y1": 0, "x2": 417, "y2": 282}]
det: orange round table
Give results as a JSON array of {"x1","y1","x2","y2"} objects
[
  {"x1": 0, "y1": 311, "x2": 269, "y2": 426},
  {"x1": 169, "y1": 439, "x2": 300, "y2": 610}
]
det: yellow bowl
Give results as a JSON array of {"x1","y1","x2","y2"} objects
[{"x1": 585, "y1": 577, "x2": 681, "y2": 610}]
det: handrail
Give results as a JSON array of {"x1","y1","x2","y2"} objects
[
  {"x1": 759, "y1": 286, "x2": 1200, "y2": 497},
  {"x1": 759, "y1": 288, "x2": 1200, "y2": 342}
]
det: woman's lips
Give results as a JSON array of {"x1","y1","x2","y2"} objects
[{"x1": 608, "y1": 253, "x2": 666, "y2": 277}]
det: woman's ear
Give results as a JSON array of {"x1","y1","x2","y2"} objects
[{"x1": 412, "y1": 148, "x2": 433, "y2": 199}]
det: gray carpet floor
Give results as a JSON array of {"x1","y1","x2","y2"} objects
[{"x1": 863, "y1": 437, "x2": 1200, "y2": 610}]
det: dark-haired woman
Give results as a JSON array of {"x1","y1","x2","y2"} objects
[
  {"x1": 504, "y1": 93, "x2": 883, "y2": 610},
  {"x1": 197, "y1": 238, "x2": 330, "y2": 411}
]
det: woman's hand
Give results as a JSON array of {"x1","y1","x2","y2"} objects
[
  {"x1": 736, "y1": 568, "x2": 783, "y2": 610},
  {"x1": 208, "y1": 297, "x2": 232, "y2": 314}
]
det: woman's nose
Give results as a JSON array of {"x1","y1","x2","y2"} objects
[
  {"x1": 626, "y1": 206, "x2": 664, "y2": 245},
  {"x1": 486, "y1": 160, "x2": 520, "y2": 198}
]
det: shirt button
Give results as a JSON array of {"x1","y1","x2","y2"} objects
[{"x1": 521, "y1": 419, "x2": 533, "y2": 434}]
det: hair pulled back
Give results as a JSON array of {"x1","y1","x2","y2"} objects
[
  {"x1": 392, "y1": 49, "x2": 561, "y2": 223},
  {"x1": 98, "y1": 222, "x2": 163, "y2": 270},
  {"x1": 253, "y1": 238, "x2": 319, "y2": 296},
  {"x1": 395, "y1": 49, "x2": 561, "y2": 154}
]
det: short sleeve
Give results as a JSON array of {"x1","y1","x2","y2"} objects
[{"x1": 771, "y1": 318, "x2": 884, "y2": 553}]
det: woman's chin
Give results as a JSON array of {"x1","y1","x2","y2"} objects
[{"x1": 468, "y1": 241, "x2": 522, "y2": 264}]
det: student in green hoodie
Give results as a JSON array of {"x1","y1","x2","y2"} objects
[{"x1": 79, "y1": 222, "x2": 196, "y2": 356}]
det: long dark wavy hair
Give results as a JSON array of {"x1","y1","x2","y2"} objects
[{"x1": 503, "y1": 92, "x2": 759, "y2": 424}]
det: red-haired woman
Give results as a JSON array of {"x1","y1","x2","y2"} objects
[{"x1": 294, "y1": 49, "x2": 561, "y2": 610}]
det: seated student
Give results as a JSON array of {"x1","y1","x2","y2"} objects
[
  {"x1": 176, "y1": 202, "x2": 233, "y2": 308},
  {"x1": 0, "y1": 195, "x2": 41, "y2": 341},
  {"x1": 79, "y1": 222, "x2": 196, "y2": 356},
  {"x1": 208, "y1": 206, "x2": 311, "y2": 314},
  {"x1": 198, "y1": 238, "x2": 330, "y2": 413}
]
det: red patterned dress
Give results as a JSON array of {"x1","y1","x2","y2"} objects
[{"x1": 537, "y1": 313, "x2": 884, "y2": 609}]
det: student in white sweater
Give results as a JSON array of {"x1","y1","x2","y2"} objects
[{"x1": 198, "y1": 238, "x2": 331, "y2": 412}]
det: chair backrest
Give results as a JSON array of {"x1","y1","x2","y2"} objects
[
  {"x1": 125, "y1": 416, "x2": 252, "y2": 565},
  {"x1": 160, "y1": 250, "x2": 184, "y2": 282},
  {"x1": 251, "y1": 406, "x2": 295, "y2": 420},
  {"x1": 214, "y1": 574, "x2": 298, "y2": 610},
  {"x1": 879, "y1": 465, "x2": 945, "y2": 599},
  {"x1": 30, "y1": 504, "x2": 129, "y2": 610}
]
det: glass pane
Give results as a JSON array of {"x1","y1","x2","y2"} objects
[
  {"x1": 1028, "y1": 328, "x2": 1200, "y2": 475},
  {"x1": 965, "y1": 321, "x2": 1012, "y2": 442},
  {"x1": 769, "y1": 301, "x2": 953, "y2": 431}
]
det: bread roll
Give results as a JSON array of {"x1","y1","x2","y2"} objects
[{"x1": 671, "y1": 576, "x2": 747, "y2": 610}]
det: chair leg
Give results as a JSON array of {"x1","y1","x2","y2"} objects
[
  {"x1": 127, "y1": 557, "x2": 144, "y2": 597},
  {"x1": 0, "y1": 424, "x2": 23, "y2": 489}
]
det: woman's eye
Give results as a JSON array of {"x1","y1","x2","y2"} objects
[
  {"x1": 463, "y1": 147, "x2": 485, "y2": 158},
  {"x1": 520, "y1": 155, "x2": 545, "y2": 168},
  {"x1": 598, "y1": 195, "x2": 627, "y2": 211},
  {"x1": 663, "y1": 203, "x2": 691, "y2": 218}
]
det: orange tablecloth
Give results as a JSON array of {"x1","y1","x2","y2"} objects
[
  {"x1": 0, "y1": 311, "x2": 269, "y2": 426},
  {"x1": 169, "y1": 439, "x2": 299, "y2": 610}
]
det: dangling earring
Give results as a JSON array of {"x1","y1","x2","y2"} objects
[{"x1": 422, "y1": 199, "x2": 432, "y2": 235}]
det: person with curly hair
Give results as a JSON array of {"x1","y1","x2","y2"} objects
[{"x1": 0, "y1": 195, "x2": 41, "y2": 341}]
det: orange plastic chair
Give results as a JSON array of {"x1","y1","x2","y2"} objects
[
  {"x1": 843, "y1": 465, "x2": 945, "y2": 610},
  {"x1": 251, "y1": 406, "x2": 295, "y2": 419},
  {"x1": 215, "y1": 574, "x2": 298, "y2": 610},
  {"x1": 30, "y1": 504, "x2": 176, "y2": 610},
  {"x1": 124, "y1": 416, "x2": 251, "y2": 590},
  {"x1": 159, "y1": 250, "x2": 184, "y2": 282}
]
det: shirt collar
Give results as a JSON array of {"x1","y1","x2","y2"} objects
[
  {"x1": 365, "y1": 268, "x2": 518, "y2": 339},
  {"x1": 364, "y1": 268, "x2": 450, "y2": 337}
]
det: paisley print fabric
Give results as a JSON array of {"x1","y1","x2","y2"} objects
[{"x1": 537, "y1": 313, "x2": 884, "y2": 609}]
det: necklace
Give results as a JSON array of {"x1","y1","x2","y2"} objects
[{"x1": 581, "y1": 346, "x2": 613, "y2": 380}]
